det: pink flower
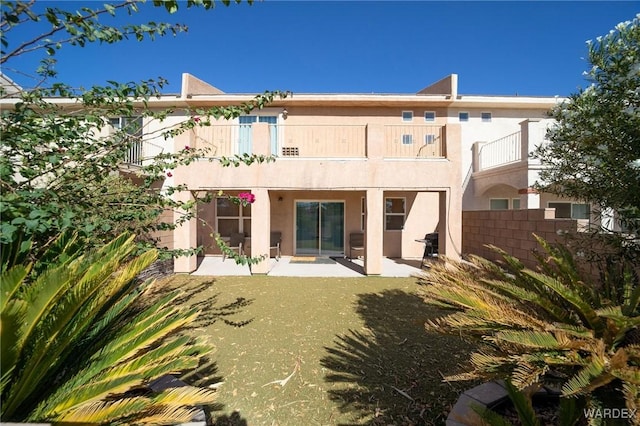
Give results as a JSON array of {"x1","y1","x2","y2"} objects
[
  {"x1": 238, "y1": 192, "x2": 255, "y2": 204},
  {"x1": 166, "y1": 172, "x2": 173, "y2": 177},
  {"x1": 184, "y1": 145, "x2": 190, "y2": 151},
  {"x1": 193, "y1": 116, "x2": 200, "y2": 123}
]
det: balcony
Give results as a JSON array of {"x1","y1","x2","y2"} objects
[
  {"x1": 122, "y1": 139, "x2": 165, "y2": 167},
  {"x1": 472, "y1": 119, "x2": 548, "y2": 173},
  {"x1": 190, "y1": 122, "x2": 447, "y2": 160}
]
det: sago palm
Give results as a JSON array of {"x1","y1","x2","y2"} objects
[
  {"x1": 1, "y1": 232, "x2": 217, "y2": 424},
  {"x1": 418, "y1": 235, "x2": 640, "y2": 416}
]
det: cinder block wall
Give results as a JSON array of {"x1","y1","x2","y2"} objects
[{"x1": 462, "y1": 208, "x2": 578, "y2": 268}]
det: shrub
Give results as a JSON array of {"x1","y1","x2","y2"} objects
[
  {"x1": 418, "y1": 236, "x2": 640, "y2": 418},
  {"x1": 1, "y1": 232, "x2": 217, "y2": 424}
]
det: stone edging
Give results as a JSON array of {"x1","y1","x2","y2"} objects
[
  {"x1": 446, "y1": 380, "x2": 509, "y2": 425},
  {"x1": 446, "y1": 380, "x2": 561, "y2": 425}
]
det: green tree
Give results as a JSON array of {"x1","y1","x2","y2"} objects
[
  {"x1": 0, "y1": 0, "x2": 287, "y2": 260},
  {"x1": 534, "y1": 14, "x2": 640, "y2": 236}
]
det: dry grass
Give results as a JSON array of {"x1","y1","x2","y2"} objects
[{"x1": 157, "y1": 275, "x2": 478, "y2": 426}]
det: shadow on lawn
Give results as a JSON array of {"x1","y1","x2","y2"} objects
[
  {"x1": 321, "y1": 289, "x2": 478, "y2": 426},
  {"x1": 152, "y1": 276, "x2": 254, "y2": 426}
]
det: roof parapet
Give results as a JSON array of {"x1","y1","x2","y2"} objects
[
  {"x1": 180, "y1": 73, "x2": 225, "y2": 98},
  {"x1": 0, "y1": 73, "x2": 23, "y2": 98},
  {"x1": 417, "y1": 74, "x2": 458, "y2": 98}
]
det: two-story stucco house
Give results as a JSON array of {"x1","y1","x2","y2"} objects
[
  {"x1": 2, "y1": 71, "x2": 584, "y2": 275},
  {"x1": 133, "y1": 73, "x2": 583, "y2": 276}
]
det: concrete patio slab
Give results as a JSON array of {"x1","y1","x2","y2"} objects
[{"x1": 191, "y1": 256, "x2": 424, "y2": 277}]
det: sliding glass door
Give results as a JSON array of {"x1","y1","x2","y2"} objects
[{"x1": 295, "y1": 201, "x2": 344, "y2": 256}]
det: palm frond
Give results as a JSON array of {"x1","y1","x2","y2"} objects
[
  {"x1": 134, "y1": 406, "x2": 201, "y2": 425},
  {"x1": 510, "y1": 363, "x2": 549, "y2": 389},
  {"x1": 53, "y1": 397, "x2": 148, "y2": 423},
  {"x1": 562, "y1": 358, "x2": 612, "y2": 396},
  {"x1": 152, "y1": 386, "x2": 217, "y2": 407},
  {"x1": 0, "y1": 265, "x2": 29, "y2": 312},
  {"x1": 491, "y1": 330, "x2": 562, "y2": 350},
  {"x1": 523, "y1": 270, "x2": 604, "y2": 335}
]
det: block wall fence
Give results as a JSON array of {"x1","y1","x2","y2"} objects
[{"x1": 462, "y1": 208, "x2": 578, "y2": 268}]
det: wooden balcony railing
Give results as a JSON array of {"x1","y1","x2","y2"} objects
[
  {"x1": 279, "y1": 124, "x2": 366, "y2": 158},
  {"x1": 190, "y1": 122, "x2": 449, "y2": 159}
]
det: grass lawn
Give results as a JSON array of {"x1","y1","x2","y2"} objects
[{"x1": 157, "y1": 275, "x2": 478, "y2": 426}]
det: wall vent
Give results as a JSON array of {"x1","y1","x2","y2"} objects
[{"x1": 282, "y1": 147, "x2": 300, "y2": 156}]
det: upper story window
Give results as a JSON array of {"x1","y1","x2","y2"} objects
[
  {"x1": 481, "y1": 112, "x2": 492, "y2": 122},
  {"x1": 424, "y1": 111, "x2": 436, "y2": 122},
  {"x1": 109, "y1": 117, "x2": 142, "y2": 136},
  {"x1": 401, "y1": 111, "x2": 413, "y2": 122},
  {"x1": 458, "y1": 112, "x2": 469, "y2": 122}
]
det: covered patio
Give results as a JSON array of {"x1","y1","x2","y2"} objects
[{"x1": 191, "y1": 255, "x2": 425, "y2": 277}]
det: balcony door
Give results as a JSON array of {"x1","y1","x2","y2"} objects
[
  {"x1": 238, "y1": 115, "x2": 278, "y2": 155},
  {"x1": 295, "y1": 201, "x2": 344, "y2": 256}
]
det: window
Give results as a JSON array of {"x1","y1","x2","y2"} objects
[
  {"x1": 548, "y1": 202, "x2": 590, "y2": 219},
  {"x1": 481, "y1": 112, "x2": 492, "y2": 122},
  {"x1": 490, "y1": 199, "x2": 509, "y2": 210},
  {"x1": 425, "y1": 134, "x2": 436, "y2": 145},
  {"x1": 110, "y1": 117, "x2": 143, "y2": 165},
  {"x1": 572, "y1": 204, "x2": 590, "y2": 219},
  {"x1": 512, "y1": 198, "x2": 521, "y2": 210},
  {"x1": 385, "y1": 197, "x2": 405, "y2": 230},
  {"x1": 401, "y1": 111, "x2": 413, "y2": 122},
  {"x1": 424, "y1": 111, "x2": 436, "y2": 122},
  {"x1": 401, "y1": 134, "x2": 413, "y2": 145},
  {"x1": 216, "y1": 197, "x2": 251, "y2": 237},
  {"x1": 458, "y1": 112, "x2": 469, "y2": 122}
]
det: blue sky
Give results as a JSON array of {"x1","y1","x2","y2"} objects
[{"x1": 4, "y1": 1, "x2": 638, "y2": 96}]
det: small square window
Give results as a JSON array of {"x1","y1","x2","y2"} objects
[
  {"x1": 424, "y1": 111, "x2": 436, "y2": 122},
  {"x1": 512, "y1": 198, "x2": 521, "y2": 210},
  {"x1": 481, "y1": 112, "x2": 492, "y2": 122},
  {"x1": 402, "y1": 134, "x2": 413, "y2": 145},
  {"x1": 425, "y1": 134, "x2": 436, "y2": 144},
  {"x1": 459, "y1": 112, "x2": 469, "y2": 122},
  {"x1": 402, "y1": 111, "x2": 413, "y2": 122}
]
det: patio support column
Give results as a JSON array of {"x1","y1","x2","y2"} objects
[
  {"x1": 439, "y1": 189, "x2": 462, "y2": 261},
  {"x1": 364, "y1": 188, "x2": 384, "y2": 275},
  {"x1": 251, "y1": 188, "x2": 271, "y2": 274},
  {"x1": 174, "y1": 190, "x2": 198, "y2": 273}
]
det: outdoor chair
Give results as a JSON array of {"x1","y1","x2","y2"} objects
[
  {"x1": 222, "y1": 232, "x2": 245, "y2": 261},
  {"x1": 270, "y1": 231, "x2": 282, "y2": 260},
  {"x1": 349, "y1": 232, "x2": 364, "y2": 260}
]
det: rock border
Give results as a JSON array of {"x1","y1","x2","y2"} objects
[{"x1": 447, "y1": 380, "x2": 561, "y2": 425}]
